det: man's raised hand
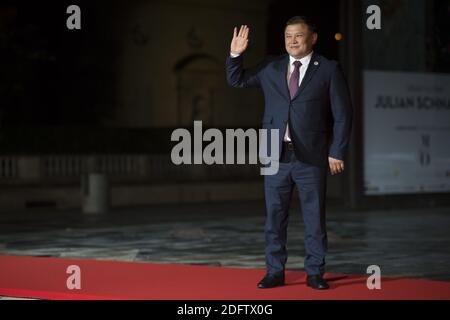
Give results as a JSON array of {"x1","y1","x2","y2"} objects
[{"x1": 230, "y1": 25, "x2": 249, "y2": 55}]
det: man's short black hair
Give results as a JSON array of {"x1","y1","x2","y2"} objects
[{"x1": 285, "y1": 16, "x2": 317, "y2": 33}]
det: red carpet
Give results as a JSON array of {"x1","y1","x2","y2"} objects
[{"x1": 0, "y1": 255, "x2": 449, "y2": 300}]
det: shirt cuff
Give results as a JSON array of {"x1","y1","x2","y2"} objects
[{"x1": 230, "y1": 52, "x2": 241, "y2": 58}]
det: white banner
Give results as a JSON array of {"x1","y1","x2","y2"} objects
[{"x1": 363, "y1": 70, "x2": 450, "y2": 195}]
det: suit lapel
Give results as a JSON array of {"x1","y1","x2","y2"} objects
[
  {"x1": 274, "y1": 54, "x2": 291, "y2": 101},
  {"x1": 292, "y1": 52, "x2": 321, "y2": 101}
]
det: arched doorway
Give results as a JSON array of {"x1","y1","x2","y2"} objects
[{"x1": 174, "y1": 54, "x2": 221, "y2": 126}]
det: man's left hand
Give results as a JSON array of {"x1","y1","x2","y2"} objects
[{"x1": 328, "y1": 157, "x2": 344, "y2": 175}]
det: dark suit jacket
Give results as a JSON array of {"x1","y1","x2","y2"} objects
[{"x1": 226, "y1": 52, "x2": 353, "y2": 167}]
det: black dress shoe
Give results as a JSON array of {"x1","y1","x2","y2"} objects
[
  {"x1": 257, "y1": 274, "x2": 285, "y2": 289},
  {"x1": 306, "y1": 275, "x2": 330, "y2": 290}
]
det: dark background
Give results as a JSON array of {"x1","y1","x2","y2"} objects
[{"x1": 0, "y1": 0, "x2": 449, "y2": 205}]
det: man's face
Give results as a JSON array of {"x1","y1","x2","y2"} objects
[{"x1": 284, "y1": 23, "x2": 317, "y2": 59}]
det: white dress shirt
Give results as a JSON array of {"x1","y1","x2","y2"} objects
[
  {"x1": 284, "y1": 51, "x2": 313, "y2": 141},
  {"x1": 229, "y1": 50, "x2": 314, "y2": 142}
]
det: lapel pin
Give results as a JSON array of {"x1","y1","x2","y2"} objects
[{"x1": 314, "y1": 61, "x2": 319, "y2": 66}]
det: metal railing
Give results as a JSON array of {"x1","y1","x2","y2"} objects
[{"x1": 0, "y1": 154, "x2": 259, "y2": 185}]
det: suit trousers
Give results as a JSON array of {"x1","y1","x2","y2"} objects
[{"x1": 263, "y1": 142, "x2": 328, "y2": 276}]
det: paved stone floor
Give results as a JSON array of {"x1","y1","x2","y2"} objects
[{"x1": 0, "y1": 200, "x2": 449, "y2": 299}]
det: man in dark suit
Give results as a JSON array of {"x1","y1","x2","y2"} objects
[{"x1": 226, "y1": 16, "x2": 353, "y2": 290}]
